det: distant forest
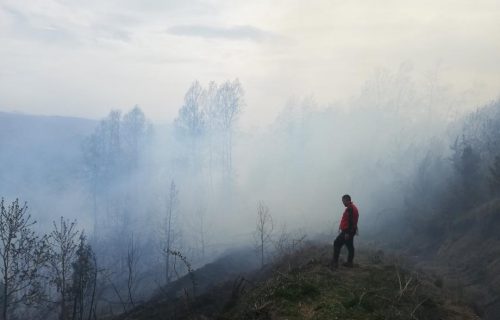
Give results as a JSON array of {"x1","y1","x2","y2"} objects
[{"x1": 1, "y1": 71, "x2": 499, "y2": 319}]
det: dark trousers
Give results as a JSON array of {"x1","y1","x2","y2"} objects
[{"x1": 333, "y1": 232, "x2": 355, "y2": 264}]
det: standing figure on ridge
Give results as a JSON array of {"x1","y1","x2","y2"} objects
[{"x1": 332, "y1": 194, "x2": 359, "y2": 269}]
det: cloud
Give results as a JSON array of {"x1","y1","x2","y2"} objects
[
  {"x1": 167, "y1": 24, "x2": 279, "y2": 42},
  {"x1": 1, "y1": 4, "x2": 79, "y2": 46}
]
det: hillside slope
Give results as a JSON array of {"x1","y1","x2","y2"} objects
[
  {"x1": 429, "y1": 199, "x2": 500, "y2": 319},
  {"x1": 115, "y1": 244, "x2": 480, "y2": 320},
  {"x1": 384, "y1": 198, "x2": 500, "y2": 319}
]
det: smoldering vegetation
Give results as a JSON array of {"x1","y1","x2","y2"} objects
[{"x1": 0, "y1": 66, "x2": 498, "y2": 319}]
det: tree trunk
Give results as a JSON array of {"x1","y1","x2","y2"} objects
[
  {"x1": 3, "y1": 257, "x2": 9, "y2": 320},
  {"x1": 260, "y1": 233, "x2": 264, "y2": 268}
]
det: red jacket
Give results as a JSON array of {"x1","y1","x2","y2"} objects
[{"x1": 339, "y1": 202, "x2": 359, "y2": 234}]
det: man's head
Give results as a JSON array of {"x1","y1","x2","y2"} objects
[{"x1": 342, "y1": 194, "x2": 351, "y2": 207}]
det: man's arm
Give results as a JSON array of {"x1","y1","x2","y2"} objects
[
  {"x1": 344, "y1": 207, "x2": 354, "y2": 240},
  {"x1": 347, "y1": 207, "x2": 354, "y2": 234}
]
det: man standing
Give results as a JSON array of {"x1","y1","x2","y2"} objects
[{"x1": 332, "y1": 194, "x2": 359, "y2": 269}]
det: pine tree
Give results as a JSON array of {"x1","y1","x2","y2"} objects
[{"x1": 490, "y1": 155, "x2": 500, "y2": 196}]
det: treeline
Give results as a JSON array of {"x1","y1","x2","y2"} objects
[
  {"x1": 390, "y1": 100, "x2": 500, "y2": 251},
  {"x1": 78, "y1": 79, "x2": 244, "y2": 317},
  {"x1": 3, "y1": 70, "x2": 491, "y2": 318},
  {"x1": 172, "y1": 79, "x2": 244, "y2": 190},
  {"x1": 0, "y1": 199, "x2": 96, "y2": 320},
  {"x1": 0, "y1": 79, "x2": 246, "y2": 320}
]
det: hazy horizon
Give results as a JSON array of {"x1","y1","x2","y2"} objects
[{"x1": 1, "y1": 0, "x2": 499, "y2": 129}]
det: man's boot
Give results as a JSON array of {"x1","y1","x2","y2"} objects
[
  {"x1": 342, "y1": 261, "x2": 353, "y2": 268},
  {"x1": 331, "y1": 260, "x2": 339, "y2": 270}
]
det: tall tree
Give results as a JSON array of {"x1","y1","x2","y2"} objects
[
  {"x1": 83, "y1": 110, "x2": 123, "y2": 235},
  {"x1": 175, "y1": 81, "x2": 206, "y2": 171},
  {"x1": 254, "y1": 202, "x2": 273, "y2": 268},
  {"x1": 215, "y1": 79, "x2": 244, "y2": 176},
  {"x1": 162, "y1": 180, "x2": 179, "y2": 284},
  {"x1": 48, "y1": 217, "x2": 80, "y2": 320},
  {"x1": 450, "y1": 137, "x2": 482, "y2": 208},
  {"x1": 175, "y1": 81, "x2": 205, "y2": 141},
  {"x1": 204, "y1": 81, "x2": 220, "y2": 188},
  {"x1": 71, "y1": 235, "x2": 97, "y2": 320},
  {"x1": 490, "y1": 155, "x2": 500, "y2": 196},
  {"x1": 0, "y1": 199, "x2": 49, "y2": 320},
  {"x1": 125, "y1": 235, "x2": 140, "y2": 308},
  {"x1": 122, "y1": 106, "x2": 147, "y2": 170}
]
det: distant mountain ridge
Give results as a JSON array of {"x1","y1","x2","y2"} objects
[
  {"x1": 0, "y1": 111, "x2": 97, "y2": 202},
  {"x1": 0, "y1": 111, "x2": 97, "y2": 139}
]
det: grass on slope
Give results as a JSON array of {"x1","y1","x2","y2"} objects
[
  {"x1": 113, "y1": 243, "x2": 480, "y2": 320},
  {"x1": 220, "y1": 245, "x2": 479, "y2": 320}
]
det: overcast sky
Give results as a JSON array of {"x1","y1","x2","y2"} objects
[{"x1": 0, "y1": 0, "x2": 499, "y2": 128}]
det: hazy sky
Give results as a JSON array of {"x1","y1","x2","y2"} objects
[{"x1": 1, "y1": 0, "x2": 499, "y2": 128}]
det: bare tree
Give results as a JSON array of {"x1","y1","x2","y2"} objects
[
  {"x1": 0, "y1": 198, "x2": 49, "y2": 320},
  {"x1": 175, "y1": 81, "x2": 206, "y2": 173},
  {"x1": 122, "y1": 106, "x2": 148, "y2": 170},
  {"x1": 82, "y1": 110, "x2": 122, "y2": 237},
  {"x1": 167, "y1": 249, "x2": 196, "y2": 296},
  {"x1": 48, "y1": 217, "x2": 80, "y2": 320},
  {"x1": 200, "y1": 79, "x2": 244, "y2": 181},
  {"x1": 126, "y1": 235, "x2": 140, "y2": 308},
  {"x1": 490, "y1": 155, "x2": 500, "y2": 195},
  {"x1": 197, "y1": 207, "x2": 206, "y2": 261},
  {"x1": 254, "y1": 202, "x2": 273, "y2": 268},
  {"x1": 71, "y1": 234, "x2": 97, "y2": 320},
  {"x1": 175, "y1": 81, "x2": 205, "y2": 143},
  {"x1": 204, "y1": 81, "x2": 219, "y2": 188},
  {"x1": 273, "y1": 224, "x2": 307, "y2": 260},
  {"x1": 162, "y1": 180, "x2": 179, "y2": 284},
  {"x1": 215, "y1": 79, "x2": 244, "y2": 176}
]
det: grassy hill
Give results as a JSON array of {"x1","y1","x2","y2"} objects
[
  {"x1": 380, "y1": 197, "x2": 500, "y2": 319},
  {"x1": 427, "y1": 198, "x2": 500, "y2": 319},
  {"x1": 114, "y1": 243, "x2": 480, "y2": 320}
]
